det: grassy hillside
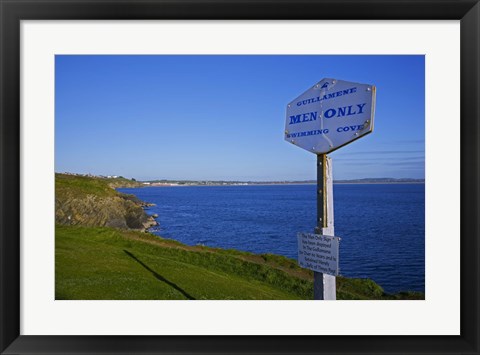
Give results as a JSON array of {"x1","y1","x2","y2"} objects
[
  {"x1": 56, "y1": 174, "x2": 112, "y2": 197},
  {"x1": 56, "y1": 225, "x2": 424, "y2": 300},
  {"x1": 55, "y1": 173, "x2": 424, "y2": 300},
  {"x1": 105, "y1": 176, "x2": 145, "y2": 189},
  {"x1": 55, "y1": 174, "x2": 155, "y2": 230}
]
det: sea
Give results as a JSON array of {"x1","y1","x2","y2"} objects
[{"x1": 118, "y1": 183, "x2": 425, "y2": 294}]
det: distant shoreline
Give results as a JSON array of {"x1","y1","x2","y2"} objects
[
  {"x1": 132, "y1": 181, "x2": 425, "y2": 187},
  {"x1": 57, "y1": 173, "x2": 425, "y2": 188},
  {"x1": 333, "y1": 181, "x2": 425, "y2": 185}
]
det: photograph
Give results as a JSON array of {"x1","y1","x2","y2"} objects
[
  {"x1": 1, "y1": 0, "x2": 479, "y2": 353},
  {"x1": 55, "y1": 54, "x2": 425, "y2": 301}
]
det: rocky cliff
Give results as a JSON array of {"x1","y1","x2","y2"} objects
[{"x1": 55, "y1": 174, "x2": 157, "y2": 231}]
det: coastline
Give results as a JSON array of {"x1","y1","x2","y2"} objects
[
  {"x1": 55, "y1": 173, "x2": 424, "y2": 299},
  {"x1": 120, "y1": 181, "x2": 425, "y2": 294},
  {"x1": 135, "y1": 181, "x2": 425, "y2": 188}
]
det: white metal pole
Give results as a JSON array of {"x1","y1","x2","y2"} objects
[{"x1": 314, "y1": 154, "x2": 336, "y2": 300}]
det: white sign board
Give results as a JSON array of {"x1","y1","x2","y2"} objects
[
  {"x1": 297, "y1": 233, "x2": 340, "y2": 276},
  {"x1": 285, "y1": 78, "x2": 376, "y2": 154}
]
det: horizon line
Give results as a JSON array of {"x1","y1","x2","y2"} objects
[{"x1": 55, "y1": 172, "x2": 425, "y2": 183}]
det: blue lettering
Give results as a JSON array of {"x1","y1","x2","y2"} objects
[
  {"x1": 289, "y1": 115, "x2": 301, "y2": 124},
  {"x1": 337, "y1": 107, "x2": 346, "y2": 117},
  {"x1": 292, "y1": 87, "x2": 359, "y2": 107},
  {"x1": 336, "y1": 125, "x2": 365, "y2": 132},
  {"x1": 325, "y1": 103, "x2": 366, "y2": 119},
  {"x1": 324, "y1": 109, "x2": 336, "y2": 118},
  {"x1": 289, "y1": 112, "x2": 318, "y2": 125},
  {"x1": 286, "y1": 128, "x2": 329, "y2": 138},
  {"x1": 346, "y1": 105, "x2": 357, "y2": 116},
  {"x1": 356, "y1": 103, "x2": 366, "y2": 114}
]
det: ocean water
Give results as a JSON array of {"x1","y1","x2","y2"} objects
[{"x1": 118, "y1": 184, "x2": 425, "y2": 293}]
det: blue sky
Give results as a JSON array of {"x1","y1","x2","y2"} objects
[{"x1": 55, "y1": 55, "x2": 424, "y2": 181}]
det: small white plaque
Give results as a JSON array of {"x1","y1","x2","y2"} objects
[{"x1": 297, "y1": 232, "x2": 340, "y2": 276}]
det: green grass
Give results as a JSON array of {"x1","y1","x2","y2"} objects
[
  {"x1": 55, "y1": 174, "x2": 425, "y2": 300},
  {"x1": 56, "y1": 174, "x2": 118, "y2": 198},
  {"x1": 56, "y1": 174, "x2": 144, "y2": 199},
  {"x1": 55, "y1": 225, "x2": 424, "y2": 300},
  {"x1": 56, "y1": 225, "x2": 311, "y2": 300}
]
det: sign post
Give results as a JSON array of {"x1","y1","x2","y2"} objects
[
  {"x1": 285, "y1": 78, "x2": 376, "y2": 300},
  {"x1": 314, "y1": 153, "x2": 336, "y2": 299}
]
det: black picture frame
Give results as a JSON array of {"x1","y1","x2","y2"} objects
[{"x1": 1, "y1": 1, "x2": 479, "y2": 354}]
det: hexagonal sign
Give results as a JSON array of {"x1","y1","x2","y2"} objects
[{"x1": 285, "y1": 78, "x2": 376, "y2": 154}]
